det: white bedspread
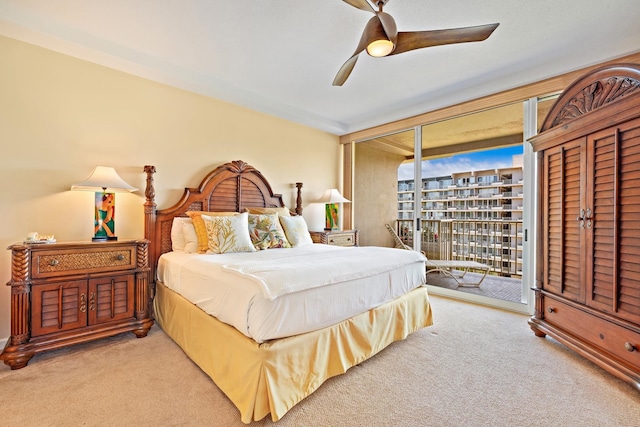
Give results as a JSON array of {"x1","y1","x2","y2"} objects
[
  {"x1": 157, "y1": 244, "x2": 426, "y2": 342},
  {"x1": 222, "y1": 246, "x2": 426, "y2": 299}
]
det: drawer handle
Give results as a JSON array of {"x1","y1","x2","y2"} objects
[
  {"x1": 547, "y1": 307, "x2": 555, "y2": 313},
  {"x1": 116, "y1": 254, "x2": 125, "y2": 261},
  {"x1": 624, "y1": 342, "x2": 637, "y2": 352},
  {"x1": 49, "y1": 259, "x2": 60, "y2": 266}
]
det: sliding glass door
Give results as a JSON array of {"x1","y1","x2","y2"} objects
[{"x1": 352, "y1": 94, "x2": 560, "y2": 314}]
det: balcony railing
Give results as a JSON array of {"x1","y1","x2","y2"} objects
[{"x1": 394, "y1": 218, "x2": 523, "y2": 277}]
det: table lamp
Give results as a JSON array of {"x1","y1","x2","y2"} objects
[
  {"x1": 71, "y1": 166, "x2": 137, "y2": 241},
  {"x1": 315, "y1": 189, "x2": 350, "y2": 231}
]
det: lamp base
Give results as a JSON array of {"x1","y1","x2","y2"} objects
[
  {"x1": 325, "y1": 203, "x2": 340, "y2": 231},
  {"x1": 94, "y1": 191, "x2": 117, "y2": 241},
  {"x1": 92, "y1": 236, "x2": 118, "y2": 242}
]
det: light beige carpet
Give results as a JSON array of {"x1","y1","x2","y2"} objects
[{"x1": 1, "y1": 295, "x2": 638, "y2": 426}]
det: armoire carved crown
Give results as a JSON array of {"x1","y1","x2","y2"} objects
[{"x1": 542, "y1": 64, "x2": 640, "y2": 131}]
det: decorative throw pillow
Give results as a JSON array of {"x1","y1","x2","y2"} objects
[
  {"x1": 200, "y1": 212, "x2": 256, "y2": 254},
  {"x1": 248, "y1": 213, "x2": 291, "y2": 250},
  {"x1": 186, "y1": 211, "x2": 238, "y2": 253},
  {"x1": 279, "y1": 215, "x2": 314, "y2": 247}
]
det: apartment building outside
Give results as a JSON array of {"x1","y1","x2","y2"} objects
[{"x1": 397, "y1": 155, "x2": 524, "y2": 277}]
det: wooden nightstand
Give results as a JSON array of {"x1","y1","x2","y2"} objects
[
  {"x1": 310, "y1": 230, "x2": 359, "y2": 247},
  {"x1": 0, "y1": 239, "x2": 153, "y2": 370}
]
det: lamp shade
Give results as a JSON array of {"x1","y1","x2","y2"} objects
[
  {"x1": 71, "y1": 166, "x2": 137, "y2": 192},
  {"x1": 315, "y1": 189, "x2": 350, "y2": 204}
]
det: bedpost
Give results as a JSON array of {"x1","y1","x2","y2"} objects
[
  {"x1": 295, "y1": 182, "x2": 303, "y2": 215},
  {"x1": 143, "y1": 165, "x2": 157, "y2": 306}
]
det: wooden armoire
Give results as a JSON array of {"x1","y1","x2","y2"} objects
[{"x1": 529, "y1": 64, "x2": 640, "y2": 390}]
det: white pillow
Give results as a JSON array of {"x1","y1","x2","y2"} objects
[
  {"x1": 201, "y1": 212, "x2": 257, "y2": 254},
  {"x1": 182, "y1": 220, "x2": 199, "y2": 254},
  {"x1": 279, "y1": 216, "x2": 313, "y2": 247},
  {"x1": 171, "y1": 217, "x2": 192, "y2": 251}
]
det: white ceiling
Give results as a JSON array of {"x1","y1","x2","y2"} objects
[{"x1": 1, "y1": 0, "x2": 639, "y2": 136}]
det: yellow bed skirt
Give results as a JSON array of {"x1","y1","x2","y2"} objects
[{"x1": 154, "y1": 282, "x2": 433, "y2": 423}]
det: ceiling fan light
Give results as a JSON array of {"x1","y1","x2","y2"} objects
[{"x1": 367, "y1": 39, "x2": 394, "y2": 57}]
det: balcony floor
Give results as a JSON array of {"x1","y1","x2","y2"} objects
[{"x1": 426, "y1": 270, "x2": 523, "y2": 303}]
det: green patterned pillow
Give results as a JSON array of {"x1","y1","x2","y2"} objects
[
  {"x1": 201, "y1": 212, "x2": 257, "y2": 254},
  {"x1": 248, "y1": 213, "x2": 291, "y2": 250}
]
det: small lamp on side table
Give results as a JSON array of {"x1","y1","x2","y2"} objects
[
  {"x1": 71, "y1": 166, "x2": 137, "y2": 241},
  {"x1": 315, "y1": 189, "x2": 350, "y2": 231}
]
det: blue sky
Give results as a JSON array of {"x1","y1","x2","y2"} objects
[{"x1": 397, "y1": 145, "x2": 523, "y2": 180}]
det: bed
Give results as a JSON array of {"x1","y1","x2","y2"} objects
[{"x1": 143, "y1": 160, "x2": 433, "y2": 423}]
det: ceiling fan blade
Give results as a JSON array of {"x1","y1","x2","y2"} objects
[
  {"x1": 342, "y1": 0, "x2": 375, "y2": 13},
  {"x1": 376, "y1": 11, "x2": 398, "y2": 46},
  {"x1": 333, "y1": 15, "x2": 383, "y2": 86},
  {"x1": 390, "y1": 23, "x2": 499, "y2": 56},
  {"x1": 333, "y1": 54, "x2": 361, "y2": 86}
]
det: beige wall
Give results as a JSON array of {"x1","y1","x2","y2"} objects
[
  {"x1": 0, "y1": 36, "x2": 340, "y2": 342},
  {"x1": 354, "y1": 142, "x2": 405, "y2": 247}
]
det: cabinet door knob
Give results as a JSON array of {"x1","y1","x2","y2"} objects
[
  {"x1": 89, "y1": 292, "x2": 96, "y2": 311},
  {"x1": 80, "y1": 293, "x2": 87, "y2": 313},
  {"x1": 547, "y1": 307, "x2": 555, "y2": 313},
  {"x1": 49, "y1": 259, "x2": 59, "y2": 266},
  {"x1": 576, "y1": 209, "x2": 585, "y2": 228},
  {"x1": 624, "y1": 342, "x2": 636, "y2": 352}
]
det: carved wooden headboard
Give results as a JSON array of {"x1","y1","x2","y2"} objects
[{"x1": 143, "y1": 160, "x2": 303, "y2": 286}]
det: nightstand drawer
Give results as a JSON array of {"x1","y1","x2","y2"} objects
[
  {"x1": 327, "y1": 233, "x2": 355, "y2": 246},
  {"x1": 32, "y1": 245, "x2": 136, "y2": 278},
  {"x1": 310, "y1": 230, "x2": 359, "y2": 247}
]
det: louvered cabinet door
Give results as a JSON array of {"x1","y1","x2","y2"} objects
[
  {"x1": 31, "y1": 280, "x2": 88, "y2": 336},
  {"x1": 542, "y1": 138, "x2": 586, "y2": 302},
  {"x1": 88, "y1": 274, "x2": 136, "y2": 324},
  {"x1": 586, "y1": 117, "x2": 640, "y2": 324}
]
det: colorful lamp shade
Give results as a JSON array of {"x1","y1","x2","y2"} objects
[
  {"x1": 71, "y1": 166, "x2": 137, "y2": 241},
  {"x1": 315, "y1": 189, "x2": 350, "y2": 231}
]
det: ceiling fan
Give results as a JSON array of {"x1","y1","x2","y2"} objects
[{"x1": 333, "y1": 0, "x2": 499, "y2": 86}]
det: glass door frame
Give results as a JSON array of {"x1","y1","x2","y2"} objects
[{"x1": 410, "y1": 100, "x2": 537, "y2": 315}]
